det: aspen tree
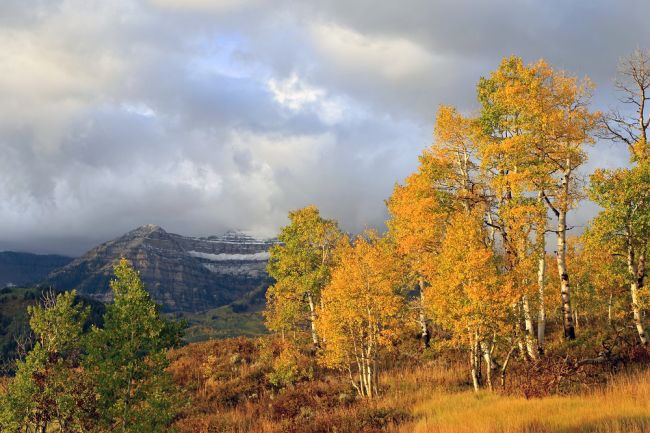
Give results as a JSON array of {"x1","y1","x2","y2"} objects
[
  {"x1": 317, "y1": 233, "x2": 406, "y2": 398},
  {"x1": 478, "y1": 56, "x2": 599, "y2": 341},
  {"x1": 386, "y1": 106, "x2": 476, "y2": 348},
  {"x1": 265, "y1": 206, "x2": 342, "y2": 348},
  {"x1": 477, "y1": 57, "x2": 549, "y2": 355},
  {"x1": 587, "y1": 164, "x2": 650, "y2": 344},
  {"x1": 424, "y1": 210, "x2": 514, "y2": 391}
]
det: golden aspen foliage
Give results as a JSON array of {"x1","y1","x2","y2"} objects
[
  {"x1": 477, "y1": 55, "x2": 599, "y2": 340},
  {"x1": 316, "y1": 232, "x2": 407, "y2": 398},
  {"x1": 423, "y1": 210, "x2": 514, "y2": 349}
]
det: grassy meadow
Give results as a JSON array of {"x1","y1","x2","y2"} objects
[{"x1": 167, "y1": 335, "x2": 650, "y2": 433}]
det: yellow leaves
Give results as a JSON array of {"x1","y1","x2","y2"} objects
[
  {"x1": 477, "y1": 55, "x2": 599, "y2": 205},
  {"x1": 316, "y1": 232, "x2": 407, "y2": 370},
  {"x1": 434, "y1": 105, "x2": 472, "y2": 146},
  {"x1": 423, "y1": 210, "x2": 513, "y2": 344}
]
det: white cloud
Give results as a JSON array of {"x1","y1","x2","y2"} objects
[
  {"x1": 121, "y1": 102, "x2": 156, "y2": 118},
  {"x1": 268, "y1": 73, "x2": 324, "y2": 111},
  {"x1": 309, "y1": 23, "x2": 438, "y2": 81}
]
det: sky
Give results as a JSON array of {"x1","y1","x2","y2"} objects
[{"x1": 0, "y1": 0, "x2": 647, "y2": 256}]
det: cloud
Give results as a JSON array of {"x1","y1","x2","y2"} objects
[
  {"x1": 147, "y1": 0, "x2": 256, "y2": 13},
  {"x1": 0, "y1": 0, "x2": 644, "y2": 255},
  {"x1": 268, "y1": 74, "x2": 325, "y2": 111},
  {"x1": 310, "y1": 23, "x2": 438, "y2": 81}
]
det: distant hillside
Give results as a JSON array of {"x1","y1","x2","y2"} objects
[
  {"x1": 43, "y1": 225, "x2": 276, "y2": 313},
  {"x1": 0, "y1": 252, "x2": 72, "y2": 288}
]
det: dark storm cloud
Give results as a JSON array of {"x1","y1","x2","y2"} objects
[{"x1": 0, "y1": 0, "x2": 645, "y2": 255}]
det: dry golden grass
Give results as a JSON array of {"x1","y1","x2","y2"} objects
[
  {"x1": 169, "y1": 337, "x2": 650, "y2": 433},
  {"x1": 397, "y1": 370, "x2": 650, "y2": 433}
]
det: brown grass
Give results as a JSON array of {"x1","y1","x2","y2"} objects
[{"x1": 168, "y1": 337, "x2": 650, "y2": 433}]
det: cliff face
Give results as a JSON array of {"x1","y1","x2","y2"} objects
[{"x1": 43, "y1": 225, "x2": 275, "y2": 313}]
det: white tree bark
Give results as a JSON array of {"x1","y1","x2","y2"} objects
[
  {"x1": 480, "y1": 340, "x2": 497, "y2": 391},
  {"x1": 556, "y1": 171, "x2": 576, "y2": 339},
  {"x1": 536, "y1": 193, "x2": 546, "y2": 354},
  {"x1": 630, "y1": 281, "x2": 647, "y2": 345},
  {"x1": 418, "y1": 278, "x2": 430, "y2": 349},
  {"x1": 608, "y1": 293, "x2": 613, "y2": 327},
  {"x1": 537, "y1": 255, "x2": 546, "y2": 352},
  {"x1": 522, "y1": 295, "x2": 538, "y2": 360},
  {"x1": 627, "y1": 243, "x2": 648, "y2": 345},
  {"x1": 306, "y1": 292, "x2": 319, "y2": 348},
  {"x1": 470, "y1": 331, "x2": 481, "y2": 392}
]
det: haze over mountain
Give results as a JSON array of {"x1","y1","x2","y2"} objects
[{"x1": 43, "y1": 225, "x2": 276, "y2": 313}]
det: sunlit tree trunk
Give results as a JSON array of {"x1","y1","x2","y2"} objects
[
  {"x1": 306, "y1": 292, "x2": 319, "y2": 348},
  {"x1": 630, "y1": 281, "x2": 647, "y2": 345},
  {"x1": 608, "y1": 293, "x2": 613, "y2": 327},
  {"x1": 556, "y1": 170, "x2": 576, "y2": 339},
  {"x1": 480, "y1": 340, "x2": 496, "y2": 391},
  {"x1": 500, "y1": 346, "x2": 517, "y2": 389},
  {"x1": 418, "y1": 277, "x2": 430, "y2": 349},
  {"x1": 537, "y1": 193, "x2": 546, "y2": 354},
  {"x1": 627, "y1": 243, "x2": 648, "y2": 345},
  {"x1": 522, "y1": 295, "x2": 538, "y2": 359},
  {"x1": 470, "y1": 331, "x2": 482, "y2": 392}
]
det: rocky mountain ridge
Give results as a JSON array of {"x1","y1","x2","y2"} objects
[{"x1": 43, "y1": 225, "x2": 276, "y2": 313}]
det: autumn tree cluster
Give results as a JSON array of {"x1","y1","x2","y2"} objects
[
  {"x1": 266, "y1": 50, "x2": 650, "y2": 395},
  {"x1": 0, "y1": 259, "x2": 182, "y2": 433}
]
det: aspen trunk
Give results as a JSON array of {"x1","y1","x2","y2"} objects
[
  {"x1": 359, "y1": 355, "x2": 368, "y2": 397},
  {"x1": 480, "y1": 341, "x2": 495, "y2": 391},
  {"x1": 627, "y1": 244, "x2": 648, "y2": 345},
  {"x1": 608, "y1": 293, "x2": 613, "y2": 327},
  {"x1": 306, "y1": 292, "x2": 319, "y2": 348},
  {"x1": 556, "y1": 196, "x2": 575, "y2": 339},
  {"x1": 470, "y1": 332, "x2": 482, "y2": 392},
  {"x1": 470, "y1": 349, "x2": 480, "y2": 393},
  {"x1": 500, "y1": 346, "x2": 517, "y2": 389},
  {"x1": 630, "y1": 281, "x2": 648, "y2": 345},
  {"x1": 361, "y1": 356, "x2": 374, "y2": 398},
  {"x1": 522, "y1": 295, "x2": 538, "y2": 360},
  {"x1": 536, "y1": 200, "x2": 546, "y2": 353},
  {"x1": 418, "y1": 277, "x2": 430, "y2": 349},
  {"x1": 372, "y1": 357, "x2": 379, "y2": 397},
  {"x1": 537, "y1": 256, "x2": 546, "y2": 352}
]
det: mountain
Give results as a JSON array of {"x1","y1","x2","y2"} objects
[
  {"x1": 0, "y1": 251, "x2": 72, "y2": 288},
  {"x1": 43, "y1": 225, "x2": 276, "y2": 313}
]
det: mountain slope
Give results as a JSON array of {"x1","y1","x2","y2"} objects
[
  {"x1": 43, "y1": 225, "x2": 275, "y2": 313},
  {"x1": 0, "y1": 252, "x2": 72, "y2": 288}
]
